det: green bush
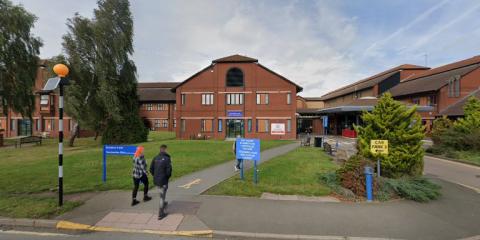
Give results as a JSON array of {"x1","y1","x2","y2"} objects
[
  {"x1": 380, "y1": 177, "x2": 441, "y2": 202},
  {"x1": 445, "y1": 150, "x2": 459, "y2": 159},
  {"x1": 431, "y1": 116, "x2": 453, "y2": 146},
  {"x1": 355, "y1": 93, "x2": 425, "y2": 178}
]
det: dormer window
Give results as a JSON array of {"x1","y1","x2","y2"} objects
[{"x1": 226, "y1": 68, "x2": 244, "y2": 87}]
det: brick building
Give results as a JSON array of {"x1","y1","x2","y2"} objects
[
  {"x1": 1, "y1": 61, "x2": 75, "y2": 138},
  {"x1": 390, "y1": 55, "x2": 480, "y2": 131},
  {"x1": 137, "y1": 82, "x2": 179, "y2": 132},
  {"x1": 172, "y1": 54, "x2": 302, "y2": 140}
]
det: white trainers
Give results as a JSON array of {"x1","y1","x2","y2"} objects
[{"x1": 234, "y1": 165, "x2": 239, "y2": 171}]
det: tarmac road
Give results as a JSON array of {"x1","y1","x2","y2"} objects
[{"x1": 424, "y1": 155, "x2": 480, "y2": 192}]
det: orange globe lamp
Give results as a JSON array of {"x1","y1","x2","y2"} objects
[{"x1": 53, "y1": 64, "x2": 69, "y2": 77}]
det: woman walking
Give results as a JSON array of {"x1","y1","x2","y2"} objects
[{"x1": 131, "y1": 146, "x2": 152, "y2": 206}]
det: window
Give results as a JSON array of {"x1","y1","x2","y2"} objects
[
  {"x1": 162, "y1": 120, "x2": 168, "y2": 128},
  {"x1": 157, "y1": 104, "x2": 167, "y2": 111},
  {"x1": 40, "y1": 95, "x2": 49, "y2": 105},
  {"x1": 427, "y1": 95, "x2": 437, "y2": 106},
  {"x1": 287, "y1": 93, "x2": 292, "y2": 104},
  {"x1": 256, "y1": 119, "x2": 269, "y2": 133},
  {"x1": 201, "y1": 119, "x2": 213, "y2": 132},
  {"x1": 181, "y1": 94, "x2": 186, "y2": 105},
  {"x1": 173, "y1": 104, "x2": 176, "y2": 111},
  {"x1": 181, "y1": 119, "x2": 186, "y2": 132},
  {"x1": 226, "y1": 68, "x2": 244, "y2": 87},
  {"x1": 256, "y1": 93, "x2": 269, "y2": 105},
  {"x1": 218, "y1": 119, "x2": 223, "y2": 132},
  {"x1": 202, "y1": 94, "x2": 214, "y2": 105},
  {"x1": 154, "y1": 119, "x2": 161, "y2": 128},
  {"x1": 50, "y1": 120, "x2": 55, "y2": 131},
  {"x1": 146, "y1": 104, "x2": 153, "y2": 111},
  {"x1": 36, "y1": 119, "x2": 41, "y2": 131},
  {"x1": 412, "y1": 98, "x2": 420, "y2": 105},
  {"x1": 448, "y1": 77, "x2": 460, "y2": 97},
  {"x1": 248, "y1": 119, "x2": 252, "y2": 132},
  {"x1": 10, "y1": 119, "x2": 16, "y2": 131},
  {"x1": 226, "y1": 93, "x2": 244, "y2": 105},
  {"x1": 287, "y1": 119, "x2": 292, "y2": 132},
  {"x1": 173, "y1": 119, "x2": 177, "y2": 128}
]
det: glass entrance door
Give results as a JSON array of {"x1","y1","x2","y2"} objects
[
  {"x1": 226, "y1": 119, "x2": 244, "y2": 138},
  {"x1": 18, "y1": 119, "x2": 32, "y2": 136}
]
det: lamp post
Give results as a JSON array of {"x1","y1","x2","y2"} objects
[{"x1": 43, "y1": 64, "x2": 69, "y2": 206}]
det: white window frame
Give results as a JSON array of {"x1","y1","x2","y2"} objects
[
  {"x1": 226, "y1": 93, "x2": 244, "y2": 105},
  {"x1": 202, "y1": 93, "x2": 214, "y2": 105}
]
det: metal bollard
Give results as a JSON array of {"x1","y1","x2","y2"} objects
[{"x1": 364, "y1": 166, "x2": 373, "y2": 202}]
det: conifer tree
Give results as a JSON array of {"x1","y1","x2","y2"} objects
[
  {"x1": 454, "y1": 96, "x2": 480, "y2": 133},
  {"x1": 355, "y1": 93, "x2": 425, "y2": 178}
]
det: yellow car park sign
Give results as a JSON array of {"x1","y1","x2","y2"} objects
[{"x1": 370, "y1": 140, "x2": 388, "y2": 155}]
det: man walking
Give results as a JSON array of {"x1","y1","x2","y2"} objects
[{"x1": 150, "y1": 144, "x2": 172, "y2": 220}]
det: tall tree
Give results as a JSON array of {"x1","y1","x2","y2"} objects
[
  {"x1": 0, "y1": 0, "x2": 42, "y2": 117},
  {"x1": 62, "y1": 0, "x2": 147, "y2": 145},
  {"x1": 355, "y1": 93, "x2": 425, "y2": 178}
]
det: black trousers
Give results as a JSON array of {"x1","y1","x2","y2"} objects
[{"x1": 132, "y1": 174, "x2": 149, "y2": 199}]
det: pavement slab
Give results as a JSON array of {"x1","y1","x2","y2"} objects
[{"x1": 95, "y1": 212, "x2": 184, "y2": 231}]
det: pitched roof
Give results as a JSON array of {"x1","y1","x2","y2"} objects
[
  {"x1": 390, "y1": 62, "x2": 480, "y2": 97},
  {"x1": 172, "y1": 55, "x2": 303, "y2": 92},
  {"x1": 138, "y1": 82, "x2": 180, "y2": 89},
  {"x1": 320, "y1": 64, "x2": 429, "y2": 101},
  {"x1": 137, "y1": 82, "x2": 179, "y2": 102},
  {"x1": 402, "y1": 55, "x2": 480, "y2": 82},
  {"x1": 212, "y1": 54, "x2": 258, "y2": 63},
  {"x1": 438, "y1": 88, "x2": 480, "y2": 116}
]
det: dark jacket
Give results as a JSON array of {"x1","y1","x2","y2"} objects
[{"x1": 149, "y1": 152, "x2": 172, "y2": 187}]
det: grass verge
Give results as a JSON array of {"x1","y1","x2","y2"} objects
[
  {"x1": 0, "y1": 131, "x2": 292, "y2": 218},
  {"x1": 205, "y1": 147, "x2": 338, "y2": 197}
]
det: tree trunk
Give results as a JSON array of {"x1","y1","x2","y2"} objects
[
  {"x1": 94, "y1": 131, "x2": 99, "y2": 141},
  {"x1": 68, "y1": 123, "x2": 80, "y2": 147}
]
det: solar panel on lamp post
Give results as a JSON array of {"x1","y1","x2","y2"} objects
[{"x1": 43, "y1": 64, "x2": 69, "y2": 207}]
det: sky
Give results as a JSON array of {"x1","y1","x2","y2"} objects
[{"x1": 12, "y1": 0, "x2": 480, "y2": 97}]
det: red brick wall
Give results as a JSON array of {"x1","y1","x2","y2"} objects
[
  {"x1": 138, "y1": 102, "x2": 176, "y2": 132},
  {"x1": 437, "y1": 67, "x2": 480, "y2": 114},
  {"x1": 175, "y1": 62, "x2": 298, "y2": 140}
]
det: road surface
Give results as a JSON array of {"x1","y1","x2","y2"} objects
[{"x1": 424, "y1": 155, "x2": 480, "y2": 192}]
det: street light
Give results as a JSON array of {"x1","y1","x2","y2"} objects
[{"x1": 43, "y1": 63, "x2": 69, "y2": 206}]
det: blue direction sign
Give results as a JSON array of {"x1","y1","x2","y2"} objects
[
  {"x1": 236, "y1": 138, "x2": 260, "y2": 161},
  {"x1": 227, "y1": 111, "x2": 243, "y2": 117},
  {"x1": 103, "y1": 145, "x2": 137, "y2": 182}
]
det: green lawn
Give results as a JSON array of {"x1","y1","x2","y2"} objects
[
  {"x1": 206, "y1": 147, "x2": 338, "y2": 197},
  {"x1": 0, "y1": 132, "x2": 292, "y2": 218}
]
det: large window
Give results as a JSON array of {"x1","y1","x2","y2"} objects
[
  {"x1": 427, "y1": 95, "x2": 437, "y2": 106},
  {"x1": 201, "y1": 119, "x2": 213, "y2": 132},
  {"x1": 226, "y1": 68, "x2": 244, "y2": 87},
  {"x1": 256, "y1": 93, "x2": 269, "y2": 105},
  {"x1": 157, "y1": 104, "x2": 167, "y2": 111},
  {"x1": 226, "y1": 93, "x2": 244, "y2": 105},
  {"x1": 256, "y1": 119, "x2": 269, "y2": 133},
  {"x1": 448, "y1": 77, "x2": 460, "y2": 97},
  {"x1": 146, "y1": 104, "x2": 153, "y2": 111},
  {"x1": 154, "y1": 119, "x2": 161, "y2": 128},
  {"x1": 181, "y1": 119, "x2": 186, "y2": 132},
  {"x1": 202, "y1": 94, "x2": 214, "y2": 105},
  {"x1": 181, "y1": 94, "x2": 186, "y2": 105}
]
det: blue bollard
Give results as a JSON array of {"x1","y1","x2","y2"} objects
[{"x1": 364, "y1": 166, "x2": 373, "y2": 202}]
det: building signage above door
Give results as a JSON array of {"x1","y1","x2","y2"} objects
[{"x1": 227, "y1": 111, "x2": 243, "y2": 117}]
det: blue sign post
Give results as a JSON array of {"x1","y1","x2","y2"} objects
[
  {"x1": 235, "y1": 138, "x2": 261, "y2": 184},
  {"x1": 103, "y1": 145, "x2": 137, "y2": 182}
]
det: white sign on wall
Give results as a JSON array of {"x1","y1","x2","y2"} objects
[{"x1": 271, "y1": 123, "x2": 286, "y2": 135}]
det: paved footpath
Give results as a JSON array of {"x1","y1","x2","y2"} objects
[
  {"x1": 55, "y1": 142, "x2": 480, "y2": 240},
  {"x1": 57, "y1": 143, "x2": 300, "y2": 230}
]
